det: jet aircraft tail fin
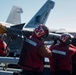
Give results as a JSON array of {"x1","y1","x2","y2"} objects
[
  {"x1": 23, "y1": 0, "x2": 55, "y2": 29},
  {"x1": 6, "y1": 6, "x2": 23, "y2": 24}
]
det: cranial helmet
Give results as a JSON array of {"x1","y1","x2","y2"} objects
[
  {"x1": 1, "y1": 33, "x2": 7, "y2": 39},
  {"x1": 60, "y1": 33, "x2": 72, "y2": 45},
  {"x1": 33, "y1": 24, "x2": 49, "y2": 39}
]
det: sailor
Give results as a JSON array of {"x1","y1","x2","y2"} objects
[
  {"x1": 0, "y1": 33, "x2": 10, "y2": 56},
  {"x1": 49, "y1": 33, "x2": 76, "y2": 75},
  {"x1": 18, "y1": 24, "x2": 52, "y2": 75}
]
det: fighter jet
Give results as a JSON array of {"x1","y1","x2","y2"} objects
[{"x1": 0, "y1": 0, "x2": 56, "y2": 40}]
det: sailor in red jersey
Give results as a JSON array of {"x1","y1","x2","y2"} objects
[
  {"x1": 49, "y1": 33, "x2": 76, "y2": 75},
  {"x1": 18, "y1": 24, "x2": 52, "y2": 75},
  {"x1": 0, "y1": 33, "x2": 10, "y2": 56},
  {"x1": 71, "y1": 34, "x2": 76, "y2": 75}
]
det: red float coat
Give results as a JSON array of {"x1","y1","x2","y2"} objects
[
  {"x1": 18, "y1": 36, "x2": 45, "y2": 72},
  {"x1": 0, "y1": 40, "x2": 9, "y2": 56},
  {"x1": 49, "y1": 43, "x2": 76, "y2": 72}
]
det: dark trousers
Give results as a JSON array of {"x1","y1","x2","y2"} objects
[
  {"x1": 50, "y1": 70, "x2": 72, "y2": 75},
  {"x1": 20, "y1": 70, "x2": 43, "y2": 75},
  {"x1": 72, "y1": 64, "x2": 76, "y2": 75}
]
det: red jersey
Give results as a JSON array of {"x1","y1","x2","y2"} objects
[
  {"x1": 18, "y1": 36, "x2": 45, "y2": 72},
  {"x1": 0, "y1": 40, "x2": 9, "y2": 56},
  {"x1": 49, "y1": 43, "x2": 76, "y2": 72}
]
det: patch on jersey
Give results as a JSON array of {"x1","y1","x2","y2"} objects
[
  {"x1": 26, "y1": 38, "x2": 37, "y2": 46},
  {"x1": 52, "y1": 50, "x2": 66, "y2": 55}
]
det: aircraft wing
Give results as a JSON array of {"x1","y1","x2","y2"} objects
[
  {"x1": 6, "y1": 23, "x2": 25, "y2": 36},
  {"x1": 46, "y1": 31, "x2": 74, "y2": 41},
  {"x1": 9, "y1": 23, "x2": 25, "y2": 30},
  {"x1": 0, "y1": 23, "x2": 25, "y2": 39},
  {"x1": 43, "y1": 32, "x2": 61, "y2": 41},
  {"x1": 22, "y1": 27, "x2": 61, "y2": 41}
]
